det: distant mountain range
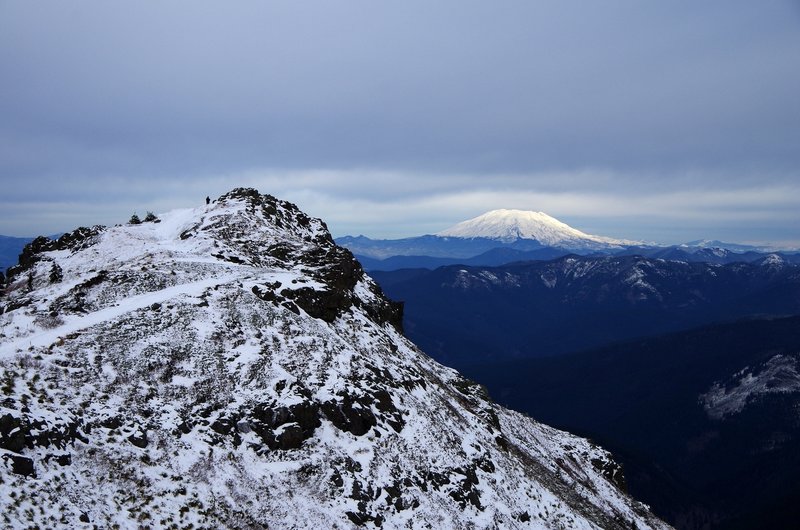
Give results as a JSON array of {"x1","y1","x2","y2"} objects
[
  {"x1": 355, "y1": 246, "x2": 572, "y2": 271},
  {"x1": 371, "y1": 252, "x2": 800, "y2": 529},
  {"x1": 337, "y1": 209, "x2": 637, "y2": 262},
  {"x1": 371, "y1": 254, "x2": 800, "y2": 368},
  {"x1": 337, "y1": 209, "x2": 797, "y2": 271}
]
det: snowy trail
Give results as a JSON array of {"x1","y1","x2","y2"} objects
[{"x1": 0, "y1": 274, "x2": 242, "y2": 358}]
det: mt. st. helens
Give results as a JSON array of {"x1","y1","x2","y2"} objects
[
  {"x1": 336, "y1": 209, "x2": 641, "y2": 264},
  {"x1": 0, "y1": 189, "x2": 666, "y2": 529},
  {"x1": 436, "y1": 209, "x2": 639, "y2": 248}
]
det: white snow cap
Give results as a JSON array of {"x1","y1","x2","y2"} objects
[{"x1": 437, "y1": 209, "x2": 639, "y2": 248}]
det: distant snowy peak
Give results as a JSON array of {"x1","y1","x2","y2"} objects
[
  {"x1": 437, "y1": 209, "x2": 639, "y2": 249},
  {"x1": 679, "y1": 239, "x2": 797, "y2": 253},
  {"x1": 681, "y1": 239, "x2": 760, "y2": 252}
]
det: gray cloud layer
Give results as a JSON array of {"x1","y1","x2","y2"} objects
[{"x1": 1, "y1": 1, "x2": 799, "y2": 245}]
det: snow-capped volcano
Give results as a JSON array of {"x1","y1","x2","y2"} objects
[
  {"x1": 437, "y1": 209, "x2": 639, "y2": 249},
  {"x1": 0, "y1": 189, "x2": 665, "y2": 529}
]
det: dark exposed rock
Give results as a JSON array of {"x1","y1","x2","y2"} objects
[
  {"x1": 275, "y1": 423, "x2": 305, "y2": 450},
  {"x1": 288, "y1": 402, "x2": 322, "y2": 436},
  {"x1": 6, "y1": 454, "x2": 35, "y2": 477},
  {"x1": 210, "y1": 416, "x2": 242, "y2": 447},
  {"x1": 28, "y1": 418, "x2": 88, "y2": 449},
  {"x1": 346, "y1": 510, "x2": 370, "y2": 526},
  {"x1": 248, "y1": 401, "x2": 321, "y2": 450},
  {"x1": 322, "y1": 396, "x2": 377, "y2": 437},
  {"x1": 1, "y1": 412, "x2": 87, "y2": 453},
  {"x1": 281, "y1": 286, "x2": 353, "y2": 323},
  {"x1": 212, "y1": 252, "x2": 246, "y2": 264},
  {"x1": 77, "y1": 270, "x2": 108, "y2": 290},
  {"x1": 363, "y1": 297, "x2": 404, "y2": 333},
  {"x1": 7, "y1": 226, "x2": 105, "y2": 284},
  {"x1": 128, "y1": 431, "x2": 148, "y2": 448},
  {"x1": 495, "y1": 436, "x2": 509, "y2": 451},
  {"x1": 179, "y1": 223, "x2": 201, "y2": 240},
  {"x1": 251, "y1": 284, "x2": 279, "y2": 303},
  {"x1": 344, "y1": 479, "x2": 386, "y2": 528},
  {"x1": 100, "y1": 416, "x2": 123, "y2": 429},
  {"x1": 424, "y1": 470, "x2": 450, "y2": 490},
  {"x1": 55, "y1": 225, "x2": 106, "y2": 252},
  {"x1": 210, "y1": 417, "x2": 236, "y2": 436},
  {"x1": 0, "y1": 413, "x2": 26, "y2": 453},
  {"x1": 266, "y1": 243, "x2": 294, "y2": 262},
  {"x1": 55, "y1": 453, "x2": 72, "y2": 466},
  {"x1": 448, "y1": 466, "x2": 482, "y2": 510},
  {"x1": 1, "y1": 297, "x2": 33, "y2": 314},
  {"x1": 475, "y1": 454, "x2": 495, "y2": 473},
  {"x1": 281, "y1": 300, "x2": 300, "y2": 315},
  {"x1": 43, "y1": 453, "x2": 72, "y2": 466},
  {"x1": 591, "y1": 457, "x2": 627, "y2": 492},
  {"x1": 10, "y1": 236, "x2": 55, "y2": 274},
  {"x1": 318, "y1": 386, "x2": 405, "y2": 437}
]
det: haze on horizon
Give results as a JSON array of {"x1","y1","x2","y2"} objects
[{"x1": 1, "y1": 1, "x2": 799, "y2": 247}]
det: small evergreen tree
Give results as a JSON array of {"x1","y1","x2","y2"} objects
[
  {"x1": 129, "y1": 213, "x2": 142, "y2": 225},
  {"x1": 49, "y1": 263, "x2": 63, "y2": 284},
  {"x1": 144, "y1": 211, "x2": 158, "y2": 222}
]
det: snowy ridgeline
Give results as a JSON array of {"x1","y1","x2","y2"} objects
[{"x1": 0, "y1": 188, "x2": 667, "y2": 529}]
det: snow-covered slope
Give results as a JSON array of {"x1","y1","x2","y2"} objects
[
  {"x1": 437, "y1": 209, "x2": 639, "y2": 249},
  {"x1": 0, "y1": 189, "x2": 666, "y2": 529},
  {"x1": 700, "y1": 353, "x2": 800, "y2": 420}
]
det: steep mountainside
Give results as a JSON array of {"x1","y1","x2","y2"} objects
[
  {"x1": 465, "y1": 316, "x2": 800, "y2": 529},
  {"x1": 371, "y1": 255, "x2": 800, "y2": 367},
  {"x1": 0, "y1": 189, "x2": 665, "y2": 529}
]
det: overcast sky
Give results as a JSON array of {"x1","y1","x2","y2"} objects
[{"x1": 2, "y1": 1, "x2": 799, "y2": 246}]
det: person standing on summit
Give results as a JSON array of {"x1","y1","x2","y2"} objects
[{"x1": 206, "y1": 196, "x2": 210, "y2": 205}]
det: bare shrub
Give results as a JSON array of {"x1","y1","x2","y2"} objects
[{"x1": 35, "y1": 313, "x2": 64, "y2": 329}]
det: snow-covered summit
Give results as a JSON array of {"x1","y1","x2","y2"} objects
[
  {"x1": 437, "y1": 209, "x2": 639, "y2": 249},
  {"x1": 0, "y1": 189, "x2": 666, "y2": 529}
]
